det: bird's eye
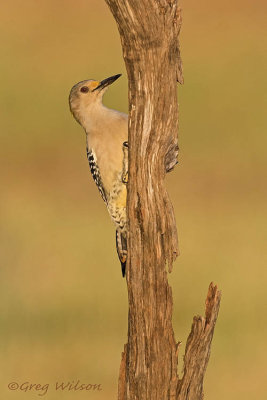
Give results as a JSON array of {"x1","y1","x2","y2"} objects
[{"x1": 80, "y1": 86, "x2": 89, "y2": 93}]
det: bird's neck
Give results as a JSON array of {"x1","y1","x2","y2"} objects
[{"x1": 81, "y1": 103, "x2": 121, "y2": 134}]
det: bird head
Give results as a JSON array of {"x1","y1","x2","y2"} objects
[{"x1": 69, "y1": 74, "x2": 121, "y2": 124}]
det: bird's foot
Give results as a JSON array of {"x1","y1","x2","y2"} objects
[
  {"x1": 122, "y1": 141, "x2": 129, "y2": 184},
  {"x1": 122, "y1": 172, "x2": 128, "y2": 184}
]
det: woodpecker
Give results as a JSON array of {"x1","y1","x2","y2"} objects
[{"x1": 69, "y1": 74, "x2": 128, "y2": 276}]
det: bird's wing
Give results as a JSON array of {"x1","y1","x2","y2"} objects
[{"x1": 86, "y1": 146, "x2": 108, "y2": 204}]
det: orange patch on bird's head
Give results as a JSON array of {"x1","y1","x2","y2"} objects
[{"x1": 88, "y1": 81, "x2": 100, "y2": 91}]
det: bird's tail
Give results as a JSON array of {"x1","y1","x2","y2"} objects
[{"x1": 116, "y1": 230, "x2": 127, "y2": 277}]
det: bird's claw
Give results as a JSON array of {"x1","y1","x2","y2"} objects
[
  {"x1": 122, "y1": 172, "x2": 128, "y2": 184},
  {"x1": 122, "y1": 141, "x2": 129, "y2": 184}
]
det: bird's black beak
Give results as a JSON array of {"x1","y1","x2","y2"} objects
[{"x1": 92, "y1": 74, "x2": 121, "y2": 92}]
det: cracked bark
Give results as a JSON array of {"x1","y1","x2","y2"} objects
[{"x1": 104, "y1": 1, "x2": 221, "y2": 399}]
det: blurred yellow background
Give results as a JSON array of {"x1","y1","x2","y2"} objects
[{"x1": 0, "y1": 0, "x2": 266, "y2": 399}]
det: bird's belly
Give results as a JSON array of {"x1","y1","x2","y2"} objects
[
  {"x1": 87, "y1": 135, "x2": 127, "y2": 231},
  {"x1": 93, "y1": 143, "x2": 124, "y2": 194}
]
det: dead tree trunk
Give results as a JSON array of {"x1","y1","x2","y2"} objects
[{"x1": 104, "y1": 1, "x2": 221, "y2": 399}]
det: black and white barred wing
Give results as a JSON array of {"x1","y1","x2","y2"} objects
[{"x1": 86, "y1": 146, "x2": 107, "y2": 204}]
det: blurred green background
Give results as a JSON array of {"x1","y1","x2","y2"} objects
[{"x1": 0, "y1": 0, "x2": 266, "y2": 399}]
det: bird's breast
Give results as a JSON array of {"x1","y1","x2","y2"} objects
[
  {"x1": 87, "y1": 138, "x2": 124, "y2": 197},
  {"x1": 85, "y1": 109, "x2": 128, "y2": 196}
]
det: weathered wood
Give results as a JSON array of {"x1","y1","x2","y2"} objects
[
  {"x1": 177, "y1": 283, "x2": 221, "y2": 399},
  {"x1": 104, "y1": 1, "x2": 221, "y2": 399}
]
